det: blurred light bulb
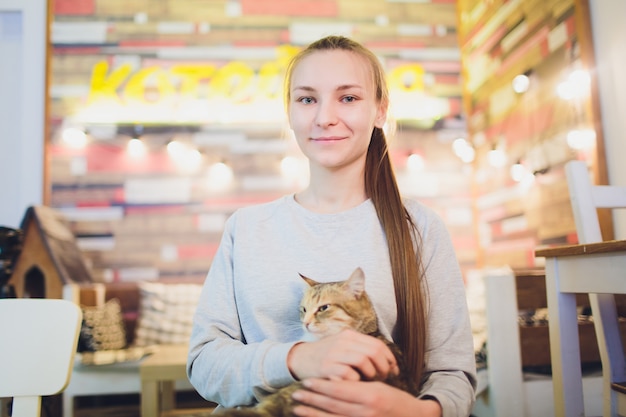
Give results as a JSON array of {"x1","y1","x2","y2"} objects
[
  {"x1": 207, "y1": 162, "x2": 234, "y2": 192},
  {"x1": 510, "y1": 162, "x2": 526, "y2": 182},
  {"x1": 570, "y1": 69, "x2": 591, "y2": 86},
  {"x1": 512, "y1": 74, "x2": 530, "y2": 93},
  {"x1": 186, "y1": 148, "x2": 203, "y2": 172},
  {"x1": 452, "y1": 138, "x2": 475, "y2": 163},
  {"x1": 280, "y1": 156, "x2": 300, "y2": 178},
  {"x1": 453, "y1": 138, "x2": 469, "y2": 155},
  {"x1": 557, "y1": 69, "x2": 591, "y2": 100},
  {"x1": 488, "y1": 148, "x2": 507, "y2": 168},
  {"x1": 62, "y1": 128, "x2": 88, "y2": 148},
  {"x1": 567, "y1": 129, "x2": 596, "y2": 150},
  {"x1": 167, "y1": 140, "x2": 187, "y2": 157},
  {"x1": 519, "y1": 171, "x2": 536, "y2": 189},
  {"x1": 459, "y1": 147, "x2": 475, "y2": 163},
  {"x1": 127, "y1": 138, "x2": 146, "y2": 157},
  {"x1": 406, "y1": 153, "x2": 425, "y2": 172}
]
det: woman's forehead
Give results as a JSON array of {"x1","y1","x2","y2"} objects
[{"x1": 291, "y1": 50, "x2": 373, "y2": 89}]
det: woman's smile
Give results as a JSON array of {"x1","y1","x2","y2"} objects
[{"x1": 310, "y1": 136, "x2": 347, "y2": 142}]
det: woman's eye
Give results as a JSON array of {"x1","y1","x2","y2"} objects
[
  {"x1": 342, "y1": 96, "x2": 357, "y2": 103},
  {"x1": 298, "y1": 97, "x2": 315, "y2": 104}
]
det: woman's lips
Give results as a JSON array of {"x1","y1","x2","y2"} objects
[{"x1": 311, "y1": 136, "x2": 345, "y2": 141}]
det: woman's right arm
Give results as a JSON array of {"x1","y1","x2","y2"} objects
[
  {"x1": 287, "y1": 329, "x2": 398, "y2": 382},
  {"x1": 186, "y1": 214, "x2": 298, "y2": 407}
]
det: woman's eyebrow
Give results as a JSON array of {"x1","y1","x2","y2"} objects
[
  {"x1": 336, "y1": 84, "x2": 363, "y2": 91},
  {"x1": 292, "y1": 84, "x2": 363, "y2": 93},
  {"x1": 292, "y1": 85, "x2": 316, "y2": 93}
]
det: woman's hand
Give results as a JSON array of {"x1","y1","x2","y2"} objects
[
  {"x1": 287, "y1": 329, "x2": 398, "y2": 382},
  {"x1": 291, "y1": 378, "x2": 442, "y2": 417}
]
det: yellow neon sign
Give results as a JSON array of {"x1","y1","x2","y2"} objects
[{"x1": 81, "y1": 46, "x2": 430, "y2": 124}]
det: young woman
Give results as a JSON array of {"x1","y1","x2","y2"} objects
[{"x1": 187, "y1": 35, "x2": 477, "y2": 417}]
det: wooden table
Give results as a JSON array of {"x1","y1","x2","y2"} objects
[
  {"x1": 536, "y1": 240, "x2": 626, "y2": 417},
  {"x1": 139, "y1": 344, "x2": 189, "y2": 417}
]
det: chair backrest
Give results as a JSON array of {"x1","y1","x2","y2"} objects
[
  {"x1": 0, "y1": 298, "x2": 82, "y2": 417},
  {"x1": 566, "y1": 160, "x2": 626, "y2": 243}
]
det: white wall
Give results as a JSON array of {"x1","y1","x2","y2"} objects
[
  {"x1": 590, "y1": 0, "x2": 626, "y2": 239},
  {"x1": 0, "y1": 0, "x2": 47, "y2": 228}
]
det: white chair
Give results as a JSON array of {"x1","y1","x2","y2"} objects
[
  {"x1": 567, "y1": 159, "x2": 626, "y2": 416},
  {"x1": 536, "y1": 159, "x2": 626, "y2": 417},
  {"x1": 0, "y1": 298, "x2": 82, "y2": 417}
]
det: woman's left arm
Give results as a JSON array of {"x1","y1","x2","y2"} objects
[
  {"x1": 291, "y1": 379, "x2": 441, "y2": 417},
  {"x1": 416, "y1": 205, "x2": 477, "y2": 415}
]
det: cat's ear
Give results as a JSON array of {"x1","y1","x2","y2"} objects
[
  {"x1": 299, "y1": 273, "x2": 319, "y2": 287},
  {"x1": 345, "y1": 267, "x2": 366, "y2": 298}
]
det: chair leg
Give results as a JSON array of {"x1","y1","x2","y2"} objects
[
  {"x1": 62, "y1": 393, "x2": 74, "y2": 417},
  {"x1": 11, "y1": 397, "x2": 42, "y2": 417},
  {"x1": 545, "y1": 260, "x2": 585, "y2": 417},
  {"x1": 613, "y1": 383, "x2": 626, "y2": 417},
  {"x1": 589, "y1": 294, "x2": 626, "y2": 417}
]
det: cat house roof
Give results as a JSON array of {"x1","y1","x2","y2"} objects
[{"x1": 9, "y1": 205, "x2": 93, "y2": 298}]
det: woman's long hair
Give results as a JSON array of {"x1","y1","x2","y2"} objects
[{"x1": 284, "y1": 35, "x2": 427, "y2": 387}]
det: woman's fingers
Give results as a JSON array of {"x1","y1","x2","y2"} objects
[
  {"x1": 339, "y1": 330, "x2": 397, "y2": 379},
  {"x1": 292, "y1": 379, "x2": 383, "y2": 417},
  {"x1": 292, "y1": 379, "x2": 359, "y2": 417},
  {"x1": 287, "y1": 329, "x2": 397, "y2": 381},
  {"x1": 292, "y1": 378, "x2": 440, "y2": 417}
]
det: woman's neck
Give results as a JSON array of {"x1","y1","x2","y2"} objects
[
  {"x1": 295, "y1": 188, "x2": 367, "y2": 214},
  {"x1": 295, "y1": 165, "x2": 367, "y2": 213}
]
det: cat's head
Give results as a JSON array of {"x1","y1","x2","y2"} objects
[{"x1": 298, "y1": 267, "x2": 378, "y2": 340}]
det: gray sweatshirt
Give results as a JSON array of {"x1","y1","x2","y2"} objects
[{"x1": 187, "y1": 195, "x2": 477, "y2": 416}]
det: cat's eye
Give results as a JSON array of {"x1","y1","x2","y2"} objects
[
  {"x1": 300, "y1": 306, "x2": 306, "y2": 314},
  {"x1": 318, "y1": 304, "x2": 330, "y2": 312}
]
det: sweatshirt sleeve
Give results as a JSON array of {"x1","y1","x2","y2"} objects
[
  {"x1": 186, "y1": 212, "x2": 298, "y2": 407},
  {"x1": 414, "y1": 206, "x2": 477, "y2": 417}
]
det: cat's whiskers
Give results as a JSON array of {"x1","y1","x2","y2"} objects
[{"x1": 282, "y1": 321, "x2": 307, "y2": 335}]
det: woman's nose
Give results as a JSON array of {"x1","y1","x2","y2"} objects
[{"x1": 315, "y1": 100, "x2": 338, "y2": 127}]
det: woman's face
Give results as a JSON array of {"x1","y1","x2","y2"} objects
[{"x1": 288, "y1": 50, "x2": 387, "y2": 172}]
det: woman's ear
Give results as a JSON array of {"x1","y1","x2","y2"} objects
[
  {"x1": 374, "y1": 101, "x2": 388, "y2": 129},
  {"x1": 374, "y1": 104, "x2": 387, "y2": 129}
]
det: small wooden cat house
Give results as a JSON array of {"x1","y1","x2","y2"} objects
[{"x1": 9, "y1": 205, "x2": 92, "y2": 299}]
